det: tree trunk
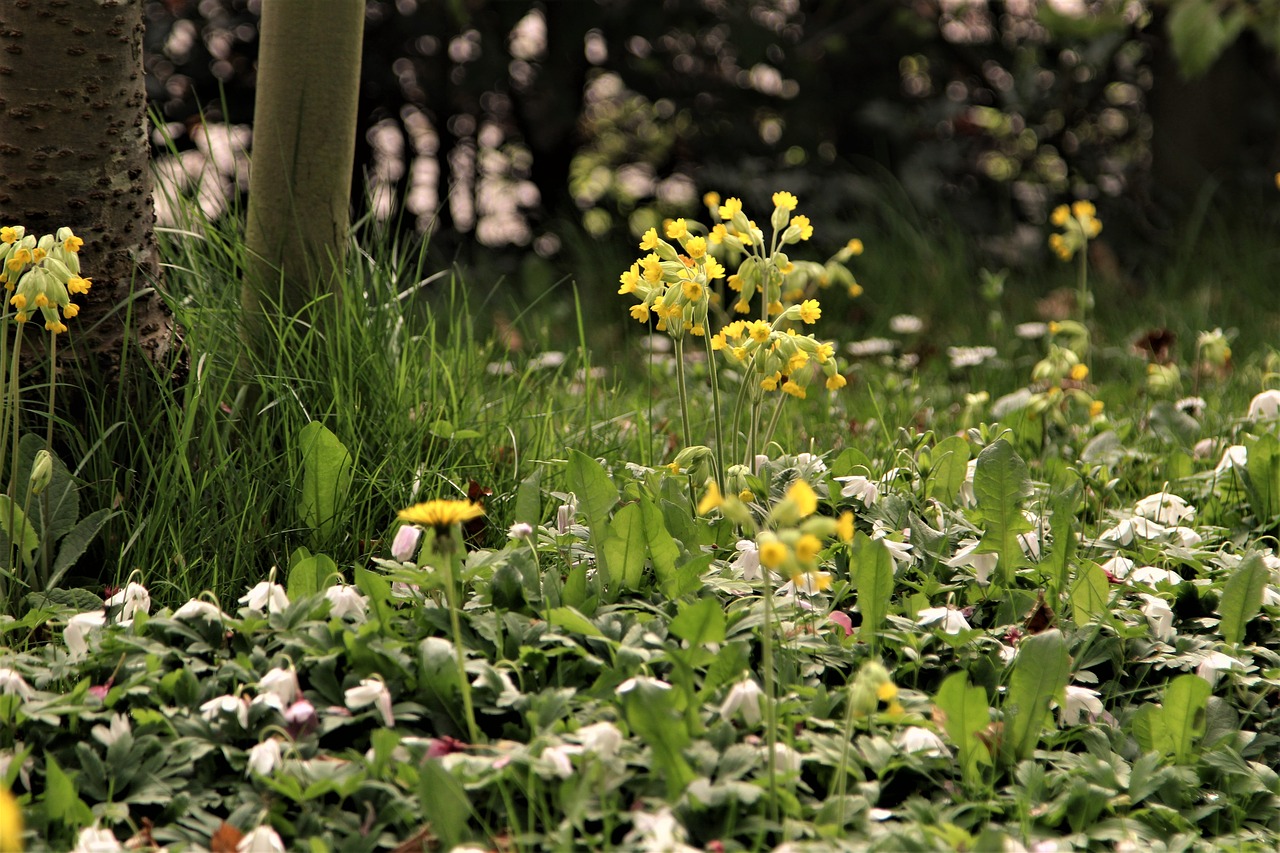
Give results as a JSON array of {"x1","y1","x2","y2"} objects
[
  {"x1": 0, "y1": 0, "x2": 179, "y2": 389},
  {"x1": 241, "y1": 0, "x2": 364, "y2": 354}
]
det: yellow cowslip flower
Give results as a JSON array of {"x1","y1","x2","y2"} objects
[
  {"x1": 795, "y1": 533, "x2": 822, "y2": 563},
  {"x1": 739, "y1": 489, "x2": 754, "y2": 503},
  {"x1": 398, "y1": 499, "x2": 485, "y2": 532},
  {"x1": 67, "y1": 276, "x2": 91, "y2": 295},
  {"x1": 733, "y1": 300, "x2": 751, "y2": 314},
  {"x1": 1050, "y1": 204, "x2": 1070, "y2": 227},
  {"x1": 877, "y1": 682, "x2": 899, "y2": 702},
  {"x1": 786, "y1": 352, "x2": 808, "y2": 373},
  {"x1": 815, "y1": 342, "x2": 834, "y2": 363},
  {"x1": 690, "y1": 324, "x2": 705, "y2": 337},
  {"x1": 798, "y1": 299, "x2": 821, "y2": 324},
  {"x1": 1048, "y1": 233, "x2": 1071, "y2": 261},
  {"x1": 791, "y1": 570, "x2": 832, "y2": 592},
  {"x1": 63, "y1": 303, "x2": 79, "y2": 318},
  {"x1": 14, "y1": 313, "x2": 27, "y2": 323},
  {"x1": 63, "y1": 233, "x2": 83, "y2": 253},
  {"x1": 1071, "y1": 200, "x2": 1096, "y2": 220},
  {"x1": 45, "y1": 320, "x2": 67, "y2": 334},
  {"x1": 7, "y1": 249, "x2": 30, "y2": 271},
  {"x1": 790, "y1": 214, "x2": 813, "y2": 240},
  {"x1": 730, "y1": 345, "x2": 748, "y2": 361},
  {"x1": 748, "y1": 321, "x2": 770, "y2": 343},
  {"x1": 0, "y1": 227, "x2": 16, "y2": 245},
  {"x1": 848, "y1": 282, "x2": 864, "y2": 298},
  {"x1": 726, "y1": 273, "x2": 743, "y2": 292},
  {"x1": 682, "y1": 279, "x2": 704, "y2": 302},
  {"x1": 685, "y1": 236, "x2": 707, "y2": 259},
  {"x1": 772, "y1": 191, "x2": 798, "y2": 212},
  {"x1": 31, "y1": 248, "x2": 46, "y2": 263},
  {"x1": 0, "y1": 786, "x2": 20, "y2": 852},
  {"x1": 1069, "y1": 364, "x2": 1089, "y2": 382},
  {"x1": 640, "y1": 228, "x2": 660, "y2": 251},
  {"x1": 760, "y1": 371, "x2": 781, "y2": 391},
  {"x1": 767, "y1": 300, "x2": 783, "y2": 317},
  {"x1": 697, "y1": 480, "x2": 723, "y2": 514},
  {"x1": 666, "y1": 218, "x2": 688, "y2": 240},
  {"x1": 785, "y1": 479, "x2": 818, "y2": 517},
  {"x1": 618, "y1": 264, "x2": 641, "y2": 295},
  {"x1": 1090, "y1": 400, "x2": 1104, "y2": 418},
  {"x1": 710, "y1": 332, "x2": 726, "y2": 351},
  {"x1": 825, "y1": 374, "x2": 846, "y2": 391},
  {"x1": 846, "y1": 238, "x2": 864, "y2": 255},
  {"x1": 1275, "y1": 172, "x2": 1280, "y2": 190},
  {"x1": 759, "y1": 539, "x2": 788, "y2": 569},
  {"x1": 703, "y1": 191, "x2": 721, "y2": 209},
  {"x1": 782, "y1": 379, "x2": 806, "y2": 399},
  {"x1": 709, "y1": 223, "x2": 728, "y2": 245},
  {"x1": 33, "y1": 293, "x2": 49, "y2": 309},
  {"x1": 704, "y1": 257, "x2": 725, "y2": 279},
  {"x1": 778, "y1": 260, "x2": 795, "y2": 275},
  {"x1": 836, "y1": 510, "x2": 855, "y2": 543},
  {"x1": 630, "y1": 304, "x2": 650, "y2": 323},
  {"x1": 9, "y1": 294, "x2": 25, "y2": 310},
  {"x1": 719, "y1": 197, "x2": 743, "y2": 220}
]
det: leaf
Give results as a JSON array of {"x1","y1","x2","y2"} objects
[
  {"x1": 50, "y1": 508, "x2": 113, "y2": 584},
  {"x1": 852, "y1": 532, "x2": 894, "y2": 650},
  {"x1": 16, "y1": 435, "x2": 78, "y2": 542},
  {"x1": 418, "y1": 759, "x2": 474, "y2": 850},
  {"x1": 1044, "y1": 472, "x2": 1081, "y2": 598},
  {"x1": 548, "y1": 606, "x2": 605, "y2": 639},
  {"x1": 354, "y1": 566, "x2": 394, "y2": 626},
  {"x1": 565, "y1": 450, "x2": 618, "y2": 526},
  {"x1": 0, "y1": 496, "x2": 39, "y2": 569},
  {"x1": 298, "y1": 421, "x2": 353, "y2": 541},
  {"x1": 43, "y1": 753, "x2": 94, "y2": 828},
  {"x1": 1167, "y1": 0, "x2": 1247, "y2": 80},
  {"x1": 1219, "y1": 551, "x2": 1268, "y2": 647},
  {"x1": 926, "y1": 435, "x2": 971, "y2": 507},
  {"x1": 514, "y1": 466, "x2": 543, "y2": 527},
  {"x1": 640, "y1": 496, "x2": 680, "y2": 582},
  {"x1": 602, "y1": 502, "x2": 646, "y2": 598},
  {"x1": 669, "y1": 597, "x2": 726, "y2": 646},
  {"x1": 1069, "y1": 561, "x2": 1111, "y2": 628},
  {"x1": 973, "y1": 439, "x2": 1033, "y2": 583},
  {"x1": 287, "y1": 551, "x2": 337, "y2": 600},
  {"x1": 621, "y1": 680, "x2": 694, "y2": 798},
  {"x1": 934, "y1": 671, "x2": 992, "y2": 787},
  {"x1": 1001, "y1": 628, "x2": 1069, "y2": 765},
  {"x1": 662, "y1": 552, "x2": 712, "y2": 600},
  {"x1": 1158, "y1": 674, "x2": 1211, "y2": 764},
  {"x1": 1241, "y1": 433, "x2": 1280, "y2": 523}
]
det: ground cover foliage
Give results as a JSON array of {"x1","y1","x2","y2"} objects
[{"x1": 5, "y1": 192, "x2": 1280, "y2": 851}]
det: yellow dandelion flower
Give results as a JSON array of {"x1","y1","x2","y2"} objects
[
  {"x1": 398, "y1": 499, "x2": 485, "y2": 532},
  {"x1": 772, "y1": 191, "x2": 798, "y2": 212}
]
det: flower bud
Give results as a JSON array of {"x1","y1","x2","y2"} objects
[{"x1": 29, "y1": 449, "x2": 53, "y2": 496}]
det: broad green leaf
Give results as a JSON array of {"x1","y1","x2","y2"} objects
[
  {"x1": 830, "y1": 447, "x2": 873, "y2": 479},
  {"x1": 561, "y1": 564, "x2": 589, "y2": 610},
  {"x1": 639, "y1": 496, "x2": 680, "y2": 581},
  {"x1": 1241, "y1": 433, "x2": 1280, "y2": 526},
  {"x1": 852, "y1": 532, "x2": 894, "y2": 650},
  {"x1": 288, "y1": 552, "x2": 337, "y2": 600},
  {"x1": 603, "y1": 502, "x2": 646, "y2": 597},
  {"x1": 669, "y1": 597, "x2": 726, "y2": 646},
  {"x1": 1044, "y1": 472, "x2": 1081, "y2": 598},
  {"x1": 935, "y1": 671, "x2": 992, "y2": 787},
  {"x1": 0, "y1": 496, "x2": 39, "y2": 569},
  {"x1": 1167, "y1": 0, "x2": 1247, "y2": 79},
  {"x1": 927, "y1": 435, "x2": 971, "y2": 507},
  {"x1": 418, "y1": 759, "x2": 474, "y2": 850},
  {"x1": 353, "y1": 566, "x2": 394, "y2": 627},
  {"x1": 661, "y1": 552, "x2": 713, "y2": 600},
  {"x1": 1158, "y1": 674, "x2": 1211, "y2": 764},
  {"x1": 43, "y1": 753, "x2": 94, "y2": 828},
  {"x1": 622, "y1": 679, "x2": 694, "y2": 798},
  {"x1": 565, "y1": 449, "x2": 618, "y2": 525},
  {"x1": 548, "y1": 605, "x2": 605, "y2": 638},
  {"x1": 50, "y1": 508, "x2": 113, "y2": 584},
  {"x1": 1001, "y1": 628, "x2": 1069, "y2": 765},
  {"x1": 973, "y1": 439, "x2": 1033, "y2": 582},
  {"x1": 1069, "y1": 561, "x2": 1111, "y2": 628},
  {"x1": 1219, "y1": 551, "x2": 1269, "y2": 647},
  {"x1": 298, "y1": 421, "x2": 353, "y2": 541},
  {"x1": 514, "y1": 466, "x2": 543, "y2": 526}
]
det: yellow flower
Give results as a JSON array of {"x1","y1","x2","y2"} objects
[
  {"x1": 33, "y1": 294, "x2": 48, "y2": 309},
  {"x1": 772, "y1": 191, "x2": 798, "y2": 212},
  {"x1": 1069, "y1": 363, "x2": 1089, "y2": 382},
  {"x1": 640, "y1": 254, "x2": 663, "y2": 283},
  {"x1": 759, "y1": 540, "x2": 788, "y2": 569},
  {"x1": 682, "y1": 279, "x2": 704, "y2": 302},
  {"x1": 836, "y1": 510, "x2": 855, "y2": 543},
  {"x1": 739, "y1": 489, "x2": 754, "y2": 503},
  {"x1": 798, "y1": 299, "x2": 821, "y2": 324},
  {"x1": 697, "y1": 480, "x2": 724, "y2": 515},
  {"x1": 709, "y1": 223, "x2": 728, "y2": 245},
  {"x1": 1047, "y1": 233, "x2": 1071, "y2": 261},
  {"x1": 398, "y1": 499, "x2": 485, "y2": 532},
  {"x1": 1089, "y1": 400, "x2": 1105, "y2": 418},
  {"x1": 876, "y1": 682, "x2": 898, "y2": 702},
  {"x1": 0, "y1": 228, "x2": 16, "y2": 245},
  {"x1": 782, "y1": 380, "x2": 806, "y2": 399},
  {"x1": 63, "y1": 303, "x2": 79, "y2": 318},
  {"x1": 790, "y1": 214, "x2": 813, "y2": 240},
  {"x1": 848, "y1": 282, "x2": 864, "y2": 298},
  {"x1": 618, "y1": 264, "x2": 641, "y2": 295},
  {"x1": 786, "y1": 352, "x2": 808, "y2": 373},
  {"x1": 785, "y1": 479, "x2": 818, "y2": 518},
  {"x1": 1050, "y1": 204, "x2": 1070, "y2": 227},
  {"x1": 666, "y1": 218, "x2": 689, "y2": 240},
  {"x1": 0, "y1": 786, "x2": 21, "y2": 853},
  {"x1": 710, "y1": 332, "x2": 727, "y2": 351},
  {"x1": 640, "y1": 228, "x2": 660, "y2": 251},
  {"x1": 30, "y1": 248, "x2": 46, "y2": 263},
  {"x1": 1071, "y1": 200, "x2": 1096, "y2": 220},
  {"x1": 790, "y1": 570, "x2": 832, "y2": 592},
  {"x1": 63, "y1": 233, "x2": 84, "y2": 253},
  {"x1": 67, "y1": 276, "x2": 91, "y2": 295},
  {"x1": 45, "y1": 320, "x2": 67, "y2": 334},
  {"x1": 767, "y1": 300, "x2": 783, "y2": 317},
  {"x1": 703, "y1": 257, "x2": 725, "y2": 279},
  {"x1": 630, "y1": 304, "x2": 651, "y2": 323},
  {"x1": 690, "y1": 324, "x2": 704, "y2": 337},
  {"x1": 760, "y1": 371, "x2": 781, "y2": 391},
  {"x1": 685, "y1": 236, "x2": 707, "y2": 259},
  {"x1": 726, "y1": 273, "x2": 743, "y2": 292},
  {"x1": 14, "y1": 313, "x2": 27, "y2": 323},
  {"x1": 719, "y1": 197, "x2": 743, "y2": 220},
  {"x1": 749, "y1": 321, "x2": 771, "y2": 343},
  {"x1": 825, "y1": 374, "x2": 847, "y2": 391},
  {"x1": 795, "y1": 533, "x2": 822, "y2": 563},
  {"x1": 9, "y1": 294, "x2": 25, "y2": 310},
  {"x1": 703, "y1": 191, "x2": 721, "y2": 208},
  {"x1": 846, "y1": 238, "x2": 864, "y2": 255},
  {"x1": 733, "y1": 300, "x2": 751, "y2": 314}
]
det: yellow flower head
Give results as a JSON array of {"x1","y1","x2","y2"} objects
[
  {"x1": 682, "y1": 279, "x2": 704, "y2": 302},
  {"x1": 846, "y1": 238, "x2": 864, "y2": 255},
  {"x1": 33, "y1": 294, "x2": 48, "y2": 309},
  {"x1": 760, "y1": 371, "x2": 781, "y2": 391},
  {"x1": 640, "y1": 254, "x2": 663, "y2": 283},
  {"x1": 45, "y1": 320, "x2": 67, "y2": 334},
  {"x1": 719, "y1": 197, "x2": 743, "y2": 221},
  {"x1": 767, "y1": 300, "x2": 784, "y2": 317},
  {"x1": 772, "y1": 191, "x2": 798, "y2": 212},
  {"x1": 825, "y1": 373, "x2": 847, "y2": 391},
  {"x1": 0, "y1": 786, "x2": 21, "y2": 853},
  {"x1": 1050, "y1": 204, "x2": 1070, "y2": 227},
  {"x1": 798, "y1": 299, "x2": 821, "y2": 324},
  {"x1": 640, "y1": 228, "x2": 660, "y2": 251},
  {"x1": 703, "y1": 191, "x2": 721, "y2": 209},
  {"x1": 630, "y1": 303, "x2": 651, "y2": 323},
  {"x1": 1071, "y1": 200, "x2": 1096, "y2": 221},
  {"x1": 790, "y1": 214, "x2": 813, "y2": 241},
  {"x1": 63, "y1": 303, "x2": 79, "y2": 318},
  {"x1": 666, "y1": 218, "x2": 689, "y2": 240},
  {"x1": 733, "y1": 300, "x2": 751, "y2": 314},
  {"x1": 398, "y1": 499, "x2": 485, "y2": 532},
  {"x1": 836, "y1": 510, "x2": 855, "y2": 543},
  {"x1": 618, "y1": 264, "x2": 641, "y2": 295},
  {"x1": 876, "y1": 681, "x2": 899, "y2": 702},
  {"x1": 704, "y1": 257, "x2": 725, "y2": 280},
  {"x1": 748, "y1": 320, "x2": 771, "y2": 343},
  {"x1": 782, "y1": 379, "x2": 806, "y2": 399},
  {"x1": 685, "y1": 235, "x2": 707, "y2": 259},
  {"x1": 697, "y1": 480, "x2": 724, "y2": 515},
  {"x1": 787, "y1": 351, "x2": 809, "y2": 373},
  {"x1": 9, "y1": 294, "x2": 25, "y2": 310},
  {"x1": 67, "y1": 276, "x2": 91, "y2": 295},
  {"x1": 64, "y1": 233, "x2": 84, "y2": 253},
  {"x1": 759, "y1": 539, "x2": 788, "y2": 569},
  {"x1": 1068, "y1": 363, "x2": 1089, "y2": 382},
  {"x1": 709, "y1": 223, "x2": 729, "y2": 245},
  {"x1": 0, "y1": 228, "x2": 16, "y2": 245},
  {"x1": 795, "y1": 533, "x2": 822, "y2": 563},
  {"x1": 1089, "y1": 399, "x2": 1105, "y2": 418},
  {"x1": 31, "y1": 248, "x2": 46, "y2": 263},
  {"x1": 785, "y1": 479, "x2": 818, "y2": 518}
]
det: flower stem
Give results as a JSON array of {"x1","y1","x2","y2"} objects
[
  {"x1": 761, "y1": 567, "x2": 779, "y2": 826},
  {"x1": 673, "y1": 338, "x2": 693, "y2": 450},
  {"x1": 703, "y1": 334, "x2": 726, "y2": 487},
  {"x1": 441, "y1": 529, "x2": 480, "y2": 743}
]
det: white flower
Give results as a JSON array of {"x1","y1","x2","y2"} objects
[
  {"x1": 615, "y1": 676, "x2": 672, "y2": 695},
  {"x1": 1057, "y1": 685, "x2": 1104, "y2": 726},
  {"x1": 1099, "y1": 554, "x2": 1135, "y2": 580},
  {"x1": 71, "y1": 824, "x2": 125, "y2": 852},
  {"x1": 284, "y1": 698, "x2": 316, "y2": 727},
  {"x1": 719, "y1": 679, "x2": 764, "y2": 727},
  {"x1": 958, "y1": 460, "x2": 979, "y2": 508},
  {"x1": 1133, "y1": 492, "x2": 1195, "y2": 526},
  {"x1": 246, "y1": 738, "x2": 283, "y2": 776},
  {"x1": 237, "y1": 825, "x2": 287, "y2": 853},
  {"x1": 1169, "y1": 526, "x2": 1202, "y2": 547},
  {"x1": 91, "y1": 712, "x2": 131, "y2": 748},
  {"x1": 889, "y1": 314, "x2": 924, "y2": 335},
  {"x1": 1175, "y1": 396, "x2": 1206, "y2": 418},
  {"x1": 1138, "y1": 594, "x2": 1175, "y2": 642},
  {"x1": 256, "y1": 667, "x2": 300, "y2": 705},
  {"x1": 947, "y1": 345, "x2": 998, "y2": 369},
  {"x1": 1247, "y1": 389, "x2": 1280, "y2": 420},
  {"x1": 172, "y1": 599, "x2": 227, "y2": 622},
  {"x1": 507, "y1": 521, "x2": 534, "y2": 540},
  {"x1": 944, "y1": 539, "x2": 998, "y2": 585},
  {"x1": 104, "y1": 582, "x2": 150, "y2": 623},
  {"x1": 572, "y1": 722, "x2": 623, "y2": 760},
  {"x1": 200, "y1": 694, "x2": 249, "y2": 728},
  {"x1": 835, "y1": 474, "x2": 879, "y2": 505},
  {"x1": 624, "y1": 807, "x2": 698, "y2": 853},
  {"x1": 324, "y1": 584, "x2": 369, "y2": 621},
  {"x1": 730, "y1": 539, "x2": 761, "y2": 582},
  {"x1": 1017, "y1": 511, "x2": 1047, "y2": 559},
  {"x1": 893, "y1": 726, "x2": 948, "y2": 757},
  {"x1": 871, "y1": 521, "x2": 914, "y2": 566},
  {"x1": 344, "y1": 676, "x2": 394, "y2": 727},
  {"x1": 64, "y1": 610, "x2": 106, "y2": 659},
  {"x1": 391, "y1": 524, "x2": 421, "y2": 561},
  {"x1": 1015, "y1": 322, "x2": 1048, "y2": 339},
  {"x1": 1129, "y1": 566, "x2": 1183, "y2": 587},
  {"x1": 556, "y1": 495, "x2": 578, "y2": 534},
  {"x1": 794, "y1": 452, "x2": 828, "y2": 475},
  {"x1": 1215, "y1": 444, "x2": 1248, "y2": 475},
  {"x1": 846, "y1": 337, "x2": 896, "y2": 358},
  {"x1": 540, "y1": 744, "x2": 575, "y2": 778},
  {"x1": 917, "y1": 606, "x2": 971, "y2": 634},
  {"x1": 770, "y1": 743, "x2": 803, "y2": 773},
  {"x1": 0, "y1": 668, "x2": 33, "y2": 701},
  {"x1": 240, "y1": 580, "x2": 289, "y2": 614},
  {"x1": 1100, "y1": 516, "x2": 1168, "y2": 546},
  {"x1": 1196, "y1": 651, "x2": 1244, "y2": 686},
  {"x1": 530, "y1": 350, "x2": 566, "y2": 369}
]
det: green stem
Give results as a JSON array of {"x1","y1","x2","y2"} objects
[
  {"x1": 5, "y1": 327, "x2": 23, "y2": 579},
  {"x1": 443, "y1": 529, "x2": 480, "y2": 743},
  {"x1": 673, "y1": 338, "x2": 693, "y2": 450},
  {"x1": 703, "y1": 333, "x2": 726, "y2": 487},
  {"x1": 40, "y1": 328, "x2": 56, "y2": 584},
  {"x1": 759, "y1": 393, "x2": 789, "y2": 455},
  {"x1": 761, "y1": 566, "x2": 779, "y2": 826}
]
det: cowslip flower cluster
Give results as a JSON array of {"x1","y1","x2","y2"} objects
[
  {"x1": 0, "y1": 225, "x2": 91, "y2": 334},
  {"x1": 618, "y1": 218, "x2": 726, "y2": 340},
  {"x1": 1047, "y1": 200, "x2": 1102, "y2": 261}
]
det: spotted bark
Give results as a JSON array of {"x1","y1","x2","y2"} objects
[{"x1": 0, "y1": 0, "x2": 180, "y2": 395}]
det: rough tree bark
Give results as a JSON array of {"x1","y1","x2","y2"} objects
[{"x1": 0, "y1": 0, "x2": 179, "y2": 391}]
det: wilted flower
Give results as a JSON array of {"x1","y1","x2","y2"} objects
[
  {"x1": 344, "y1": 676, "x2": 395, "y2": 727},
  {"x1": 893, "y1": 726, "x2": 949, "y2": 757},
  {"x1": 240, "y1": 580, "x2": 289, "y2": 614},
  {"x1": 246, "y1": 738, "x2": 284, "y2": 776},
  {"x1": 916, "y1": 606, "x2": 971, "y2": 634},
  {"x1": 1057, "y1": 685, "x2": 1105, "y2": 726},
  {"x1": 720, "y1": 679, "x2": 765, "y2": 727}
]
